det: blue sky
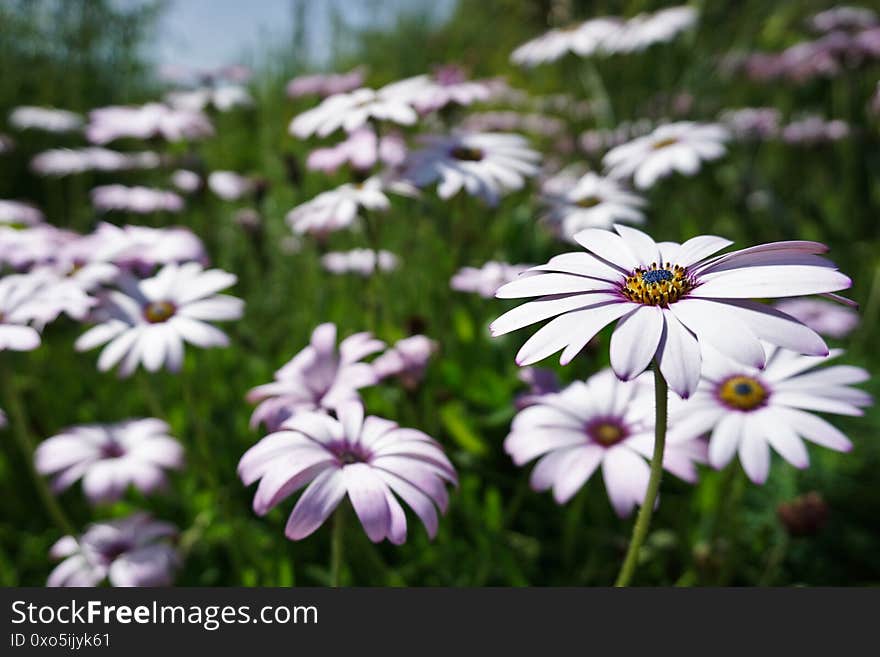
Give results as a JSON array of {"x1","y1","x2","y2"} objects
[{"x1": 131, "y1": 0, "x2": 455, "y2": 71}]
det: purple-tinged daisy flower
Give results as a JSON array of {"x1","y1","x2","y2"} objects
[
  {"x1": 403, "y1": 132, "x2": 540, "y2": 206},
  {"x1": 0, "y1": 273, "x2": 45, "y2": 351},
  {"x1": 515, "y1": 367, "x2": 561, "y2": 409},
  {"x1": 9, "y1": 106, "x2": 82, "y2": 133},
  {"x1": 773, "y1": 298, "x2": 859, "y2": 339},
  {"x1": 321, "y1": 249, "x2": 399, "y2": 276},
  {"x1": 239, "y1": 401, "x2": 457, "y2": 543},
  {"x1": 11, "y1": 268, "x2": 98, "y2": 327},
  {"x1": 505, "y1": 369, "x2": 706, "y2": 516},
  {"x1": 781, "y1": 116, "x2": 850, "y2": 144},
  {"x1": 289, "y1": 83, "x2": 418, "y2": 138},
  {"x1": 0, "y1": 224, "x2": 78, "y2": 270},
  {"x1": 541, "y1": 172, "x2": 645, "y2": 242},
  {"x1": 247, "y1": 323, "x2": 384, "y2": 430},
  {"x1": 0, "y1": 200, "x2": 44, "y2": 227},
  {"x1": 811, "y1": 7, "x2": 877, "y2": 33},
  {"x1": 91, "y1": 223, "x2": 207, "y2": 273},
  {"x1": 450, "y1": 261, "x2": 532, "y2": 298},
  {"x1": 306, "y1": 126, "x2": 406, "y2": 174},
  {"x1": 171, "y1": 169, "x2": 201, "y2": 193},
  {"x1": 669, "y1": 344, "x2": 870, "y2": 484},
  {"x1": 603, "y1": 122, "x2": 729, "y2": 189},
  {"x1": 86, "y1": 103, "x2": 213, "y2": 144},
  {"x1": 31, "y1": 147, "x2": 160, "y2": 177},
  {"x1": 35, "y1": 419, "x2": 184, "y2": 503},
  {"x1": 0, "y1": 408, "x2": 6, "y2": 428},
  {"x1": 75, "y1": 263, "x2": 243, "y2": 376},
  {"x1": 719, "y1": 107, "x2": 782, "y2": 140},
  {"x1": 48, "y1": 513, "x2": 179, "y2": 587},
  {"x1": 286, "y1": 68, "x2": 366, "y2": 98},
  {"x1": 165, "y1": 84, "x2": 253, "y2": 112},
  {"x1": 490, "y1": 224, "x2": 850, "y2": 398},
  {"x1": 207, "y1": 171, "x2": 254, "y2": 201},
  {"x1": 372, "y1": 335, "x2": 437, "y2": 388},
  {"x1": 91, "y1": 185, "x2": 184, "y2": 214}
]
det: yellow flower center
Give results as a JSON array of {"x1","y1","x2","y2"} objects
[
  {"x1": 621, "y1": 263, "x2": 692, "y2": 306},
  {"x1": 718, "y1": 375, "x2": 768, "y2": 411},
  {"x1": 575, "y1": 195, "x2": 601, "y2": 208},
  {"x1": 652, "y1": 137, "x2": 679, "y2": 150},
  {"x1": 143, "y1": 301, "x2": 176, "y2": 324},
  {"x1": 587, "y1": 419, "x2": 627, "y2": 447}
]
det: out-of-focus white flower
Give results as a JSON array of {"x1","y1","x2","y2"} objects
[
  {"x1": 321, "y1": 249, "x2": 399, "y2": 276},
  {"x1": 91, "y1": 185, "x2": 184, "y2": 213},
  {"x1": 290, "y1": 82, "x2": 419, "y2": 138},
  {"x1": 286, "y1": 176, "x2": 400, "y2": 237},
  {"x1": 602, "y1": 6, "x2": 697, "y2": 54},
  {"x1": 511, "y1": 19, "x2": 623, "y2": 66},
  {"x1": 207, "y1": 171, "x2": 254, "y2": 201},
  {"x1": 603, "y1": 122, "x2": 729, "y2": 189},
  {"x1": 87, "y1": 223, "x2": 207, "y2": 273},
  {"x1": 286, "y1": 67, "x2": 366, "y2": 98},
  {"x1": 811, "y1": 7, "x2": 877, "y2": 33},
  {"x1": 0, "y1": 273, "x2": 47, "y2": 351},
  {"x1": 541, "y1": 172, "x2": 645, "y2": 242},
  {"x1": 0, "y1": 225, "x2": 78, "y2": 270},
  {"x1": 719, "y1": 107, "x2": 782, "y2": 140},
  {"x1": 510, "y1": 6, "x2": 697, "y2": 66},
  {"x1": 306, "y1": 126, "x2": 406, "y2": 174},
  {"x1": 0, "y1": 200, "x2": 44, "y2": 227},
  {"x1": 171, "y1": 169, "x2": 201, "y2": 193},
  {"x1": 372, "y1": 334, "x2": 437, "y2": 387},
  {"x1": 387, "y1": 67, "x2": 494, "y2": 114},
  {"x1": 31, "y1": 148, "x2": 160, "y2": 177},
  {"x1": 165, "y1": 85, "x2": 253, "y2": 112},
  {"x1": 774, "y1": 299, "x2": 860, "y2": 339},
  {"x1": 781, "y1": 116, "x2": 850, "y2": 144},
  {"x1": 86, "y1": 103, "x2": 213, "y2": 144},
  {"x1": 450, "y1": 261, "x2": 532, "y2": 298},
  {"x1": 403, "y1": 132, "x2": 541, "y2": 205},
  {"x1": 48, "y1": 513, "x2": 179, "y2": 587},
  {"x1": 9, "y1": 106, "x2": 83, "y2": 133}
]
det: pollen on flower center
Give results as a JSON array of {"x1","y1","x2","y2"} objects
[
  {"x1": 652, "y1": 137, "x2": 679, "y2": 150},
  {"x1": 450, "y1": 145, "x2": 484, "y2": 162},
  {"x1": 586, "y1": 418, "x2": 628, "y2": 447},
  {"x1": 621, "y1": 262, "x2": 693, "y2": 306},
  {"x1": 143, "y1": 301, "x2": 176, "y2": 323},
  {"x1": 717, "y1": 375, "x2": 769, "y2": 411},
  {"x1": 575, "y1": 195, "x2": 602, "y2": 208}
]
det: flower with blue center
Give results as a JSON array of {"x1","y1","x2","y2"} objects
[{"x1": 490, "y1": 224, "x2": 852, "y2": 398}]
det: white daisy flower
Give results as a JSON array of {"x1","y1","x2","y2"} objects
[
  {"x1": 670, "y1": 344, "x2": 871, "y2": 484},
  {"x1": 289, "y1": 83, "x2": 419, "y2": 138},
  {"x1": 285, "y1": 176, "x2": 398, "y2": 237},
  {"x1": 510, "y1": 19, "x2": 623, "y2": 66},
  {"x1": 542, "y1": 172, "x2": 645, "y2": 242},
  {"x1": 403, "y1": 132, "x2": 540, "y2": 206},
  {"x1": 603, "y1": 122, "x2": 729, "y2": 189},
  {"x1": 603, "y1": 6, "x2": 697, "y2": 54},
  {"x1": 75, "y1": 263, "x2": 243, "y2": 376},
  {"x1": 9, "y1": 106, "x2": 83, "y2": 133},
  {"x1": 0, "y1": 273, "x2": 45, "y2": 351}
]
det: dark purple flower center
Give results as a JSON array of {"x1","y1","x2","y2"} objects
[
  {"x1": 101, "y1": 441, "x2": 126, "y2": 458},
  {"x1": 143, "y1": 300, "x2": 176, "y2": 323},
  {"x1": 450, "y1": 145, "x2": 484, "y2": 162},
  {"x1": 98, "y1": 540, "x2": 132, "y2": 563},
  {"x1": 586, "y1": 417, "x2": 628, "y2": 447},
  {"x1": 328, "y1": 441, "x2": 372, "y2": 466}
]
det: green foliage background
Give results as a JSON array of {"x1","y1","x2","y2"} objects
[{"x1": 0, "y1": 0, "x2": 878, "y2": 586}]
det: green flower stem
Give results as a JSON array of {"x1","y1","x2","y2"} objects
[
  {"x1": 1, "y1": 364, "x2": 75, "y2": 537},
  {"x1": 330, "y1": 505, "x2": 345, "y2": 587},
  {"x1": 614, "y1": 364, "x2": 668, "y2": 587}
]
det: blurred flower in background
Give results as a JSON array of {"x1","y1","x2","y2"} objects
[
  {"x1": 321, "y1": 248, "x2": 399, "y2": 276},
  {"x1": 9, "y1": 106, "x2": 83, "y2": 133},
  {"x1": 48, "y1": 513, "x2": 179, "y2": 587}
]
